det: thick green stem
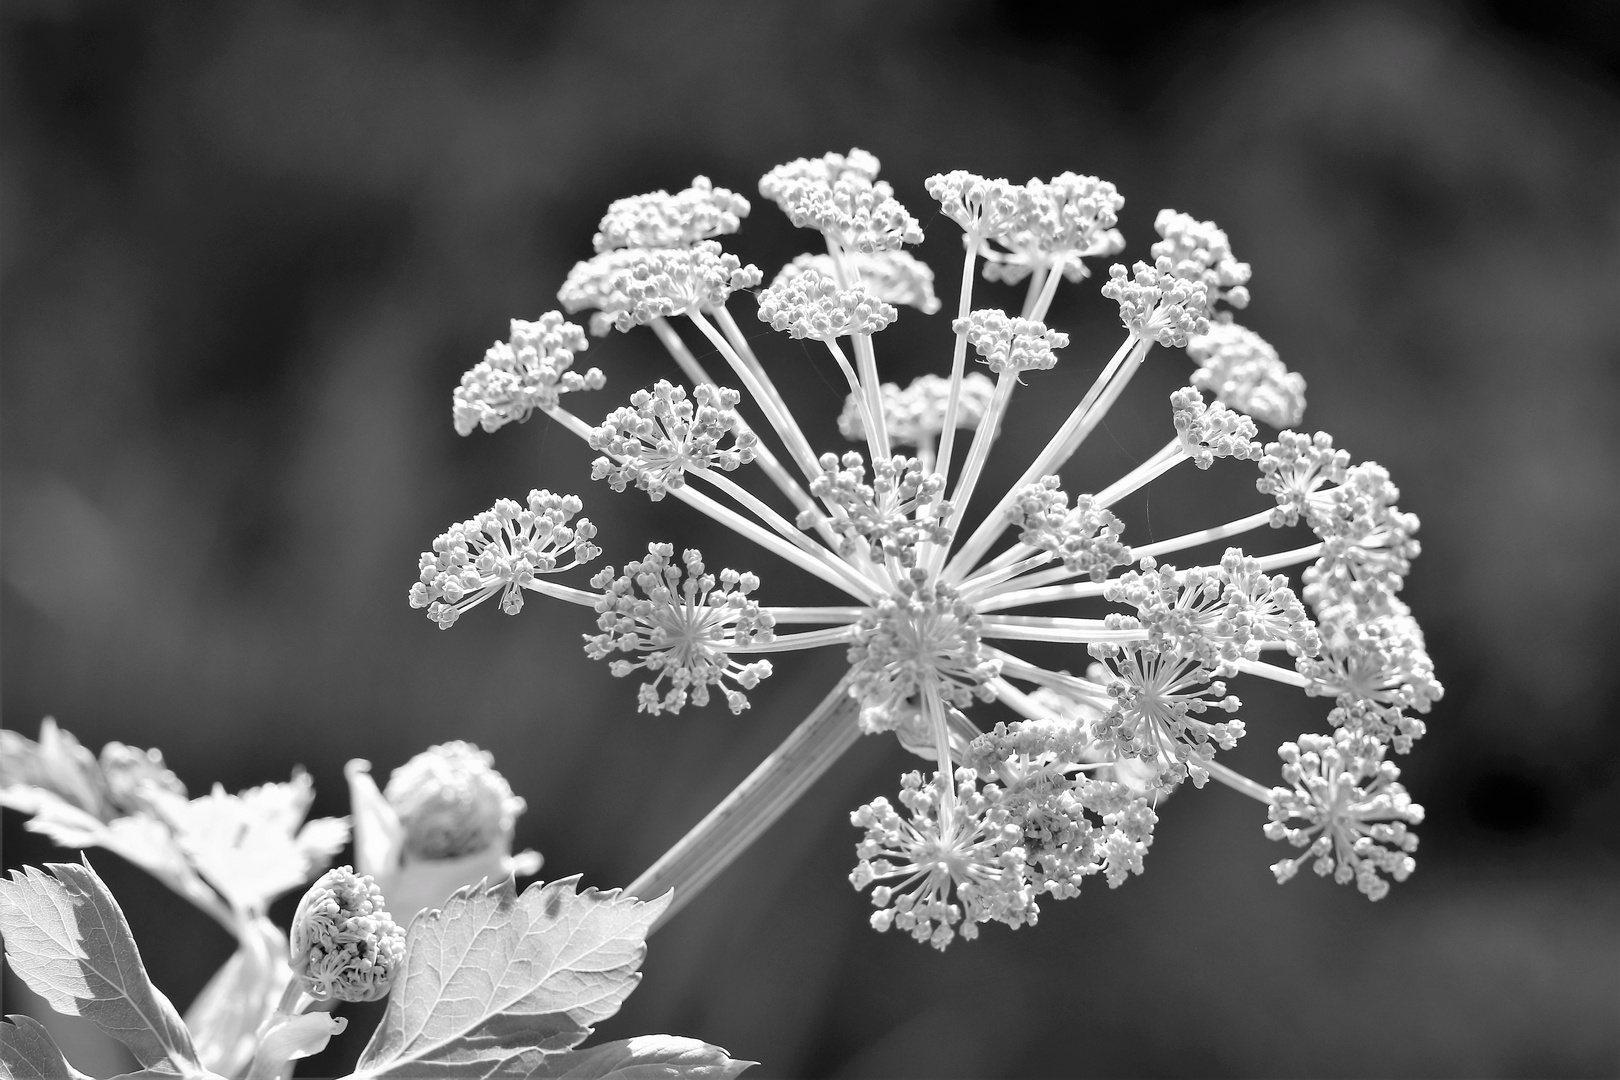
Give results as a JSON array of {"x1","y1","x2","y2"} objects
[{"x1": 629, "y1": 674, "x2": 862, "y2": 933}]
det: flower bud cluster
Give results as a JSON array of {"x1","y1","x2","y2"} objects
[
  {"x1": 1105, "y1": 549, "x2": 1318, "y2": 674},
  {"x1": 453, "y1": 313, "x2": 604, "y2": 436},
  {"x1": 410, "y1": 490, "x2": 599, "y2": 628},
  {"x1": 1170, "y1": 387, "x2": 1263, "y2": 469},
  {"x1": 1101, "y1": 260, "x2": 1212, "y2": 347},
  {"x1": 1086, "y1": 634, "x2": 1245, "y2": 790},
  {"x1": 847, "y1": 725, "x2": 1163, "y2": 950},
  {"x1": 848, "y1": 769, "x2": 1036, "y2": 950},
  {"x1": 1187, "y1": 321, "x2": 1306, "y2": 429},
  {"x1": 1255, "y1": 433, "x2": 1440, "y2": 750},
  {"x1": 773, "y1": 250, "x2": 941, "y2": 314},
  {"x1": 965, "y1": 722, "x2": 1160, "y2": 891},
  {"x1": 1250, "y1": 430, "x2": 1445, "y2": 751},
  {"x1": 1302, "y1": 464, "x2": 1422, "y2": 616},
  {"x1": 1297, "y1": 603, "x2": 1440, "y2": 753},
  {"x1": 592, "y1": 175, "x2": 750, "y2": 253},
  {"x1": 605, "y1": 242, "x2": 763, "y2": 331},
  {"x1": 558, "y1": 177, "x2": 759, "y2": 335},
  {"x1": 558, "y1": 249, "x2": 643, "y2": 336},
  {"x1": 927, "y1": 171, "x2": 1125, "y2": 284},
  {"x1": 1256, "y1": 430, "x2": 1351, "y2": 527},
  {"x1": 1026, "y1": 684, "x2": 1164, "y2": 796},
  {"x1": 383, "y1": 742, "x2": 526, "y2": 862},
  {"x1": 755, "y1": 268, "x2": 897, "y2": 339},
  {"x1": 290, "y1": 866, "x2": 406, "y2": 1003},
  {"x1": 1008, "y1": 477, "x2": 1132, "y2": 581},
  {"x1": 848, "y1": 578, "x2": 999, "y2": 718},
  {"x1": 1151, "y1": 209, "x2": 1251, "y2": 310},
  {"x1": 585, "y1": 544, "x2": 774, "y2": 715},
  {"x1": 837, "y1": 373, "x2": 996, "y2": 447},
  {"x1": 590, "y1": 381, "x2": 756, "y2": 500},
  {"x1": 924, "y1": 171, "x2": 1030, "y2": 238},
  {"x1": 808, "y1": 453, "x2": 952, "y2": 566},
  {"x1": 1266, "y1": 734, "x2": 1423, "y2": 901},
  {"x1": 759, "y1": 149, "x2": 922, "y2": 253},
  {"x1": 954, "y1": 310, "x2": 1068, "y2": 375},
  {"x1": 986, "y1": 173, "x2": 1127, "y2": 284}
]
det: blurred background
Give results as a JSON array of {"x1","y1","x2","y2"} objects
[{"x1": 4, "y1": 0, "x2": 1617, "y2": 1076}]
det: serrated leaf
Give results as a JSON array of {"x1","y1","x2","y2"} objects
[
  {"x1": 353, "y1": 876, "x2": 670, "y2": 1079},
  {"x1": 153, "y1": 772, "x2": 350, "y2": 916},
  {"x1": 535, "y1": 1035, "x2": 755, "y2": 1079},
  {"x1": 12, "y1": 796, "x2": 196, "y2": 887},
  {"x1": 0, "y1": 1014, "x2": 93, "y2": 1080},
  {"x1": 0, "y1": 861, "x2": 202, "y2": 1076},
  {"x1": 0, "y1": 719, "x2": 113, "y2": 820}
]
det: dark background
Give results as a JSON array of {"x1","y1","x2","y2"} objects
[{"x1": 4, "y1": 1, "x2": 1617, "y2": 1076}]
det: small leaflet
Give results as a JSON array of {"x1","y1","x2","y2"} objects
[
  {"x1": 352, "y1": 876, "x2": 751, "y2": 1079},
  {"x1": 155, "y1": 771, "x2": 350, "y2": 916},
  {"x1": 0, "y1": 1014, "x2": 92, "y2": 1080},
  {"x1": 0, "y1": 861, "x2": 204, "y2": 1077},
  {"x1": 533, "y1": 1035, "x2": 755, "y2": 1079}
]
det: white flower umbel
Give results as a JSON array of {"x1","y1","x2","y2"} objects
[
  {"x1": 414, "y1": 150, "x2": 1442, "y2": 943},
  {"x1": 586, "y1": 544, "x2": 778, "y2": 715},
  {"x1": 1265, "y1": 734, "x2": 1424, "y2": 900},
  {"x1": 410, "y1": 490, "x2": 600, "y2": 628}
]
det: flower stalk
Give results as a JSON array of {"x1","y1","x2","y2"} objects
[{"x1": 627, "y1": 673, "x2": 862, "y2": 932}]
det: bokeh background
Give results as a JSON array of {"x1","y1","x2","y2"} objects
[{"x1": 4, "y1": 1, "x2": 1617, "y2": 1076}]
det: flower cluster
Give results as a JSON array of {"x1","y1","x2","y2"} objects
[
  {"x1": 849, "y1": 770, "x2": 1034, "y2": 950},
  {"x1": 811, "y1": 452, "x2": 953, "y2": 566},
  {"x1": 562, "y1": 176, "x2": 761, "y2": 337},
  {"x1": 415, "y1": 148, "x2": 1442, "y2": 945},
  {"x1": 1104, "y1": 549, "x2": 1318, "y2": 673},
  {"x1": 590, "y1": 381, "x2": 756, "y2": 500},
  {"x1": 774, "y1": 250, "x2": 942, "y2": 314},
  {"x1": 592, "y1": 175, "x2": 750, "y2": 252},
  {"x1": 586, "y1": 544, "x2": 776, "y2": 715},
  {"x1": 1151, "y1": 210, "x2": 1252, "y2": 310},
  {"x1": 1265, "y1": 734, "x2": 1423, "y2": 900},
  {"x1": 1171, "y1": 386, "x2": 1263, "y2": 469},
  {"x1": 410, "y1": 490, "x2": 599, "y2": 628},
  {"x1": 756, "y1": 268, "x2": 897, "y2": 339},
  {"x1": 1187, "y1": 321, "x2": 1306, "y2": 429},
  {"x1": 289, "y1": 866, "x2": 407, "y2": 1002},
  {"x1": 347, "y1": 740, "x2": 542, "y2": 928},
  {"x1": 954, "y1": 310, "x2": 1069, "y2": 375},
  {"x1": 1007, "y1": 477, "x2": 1132, "y2": 581},
  {"x1": 452, "y1": 314, "x2": 604, "y2": 436},
  {"x1": 1101, "y1": 260, "x2": 1212, "y2": 347},
  {"x1": 383, "y1": 741, "x2": 526, "y2": 861},
  {"x1": 838, "y1": 373, "x2": 997, "y2": 452},
  {"x1": 927, "y1": 170, "x2": 1126, "y2": 285},
  {"x1": 759, "y1": 148, "x2": 923, "y2": 253},
  {"x1": 604, "y1": 242, "x2": 764, "y2": 332}
]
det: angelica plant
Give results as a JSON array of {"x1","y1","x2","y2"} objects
[
  {"x1": 1, "y1": 726, "x2": 750, "y2": 1079},
  {"x1": 415, "y1": 150, "x2": 1441, "y2": 948}
]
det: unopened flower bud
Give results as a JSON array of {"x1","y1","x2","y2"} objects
[
  {"x1": 384, "y1": 742, "x2": 526, "y2": 860},
  {"x1": 289, "y1": 866, "x2": 406, "y2": 1003}
]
